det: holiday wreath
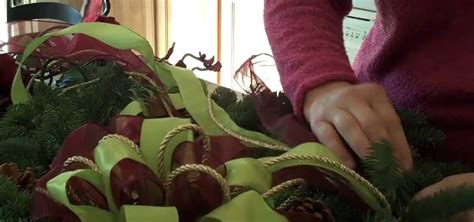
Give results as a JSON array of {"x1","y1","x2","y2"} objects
[{"x1": 0, "y1": 14, "x2": 473, "y2": 222}]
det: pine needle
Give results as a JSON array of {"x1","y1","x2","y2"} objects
[{"x1": 0, "y1": 176, "x2": 31, "y2": 221}]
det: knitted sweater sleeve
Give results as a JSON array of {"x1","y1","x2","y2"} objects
[{"x1": 264, "y1": 0, "x2": 359, "y2": 118}]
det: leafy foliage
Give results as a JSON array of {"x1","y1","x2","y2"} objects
[
  {"x1": 211, "y1": 87, "x2": 264, "y2": 132},
  {"x1": 0, "y1": 61, "x2": 147, "y2": 173},
  {"x1": 0, "y1": 61, "x2": 152, "y2": 220},
  {"x1": 213, "y1": 87, "x2": 474, "y2": 222},
  {"x1": 362, "y1": 141, "x2": 412, "y2": 214},
  {"x1": 0, "y1": 176, "x2": 31, "y2": 221},
  {"x1": 1, "y1": 66, "x2": 473, "y2": 221}
]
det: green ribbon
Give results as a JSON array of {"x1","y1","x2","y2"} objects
[
  {"x1": 161, "y1": 63, "x2": 286, "y2": 148},
  {"x1": 27, "y1": 22, "x2": 387, "y2": 220},
  {"x1": 47, "y1": 169, "x2": 115, "y2": 222},
  {"x1": 11, "y1": 22, "x2": 176, "y2": 104},
  {"x1": 265, "y1": 143, "x2": 385, "y2": 212},
  {"x1": 121, "y1": 101, "x2": 143, "y2": 116},
  {"x1": 140, "y1": 117, "x2": 193, "y2": 176},
  {"x1": 225, "y1": 158, "x2": 272, "y2": 194},
  {"x1": 118, "y1": 205, "x2": 179, "y2": 222},
  {"x1": 47, "y1": 132, "x2": 182, "y2": 221},
  {"x1": 94, "y1": 136, "x2": 146, "y2": 212},
  {"x1": 201, "y1": 191, "x2": 288, "y2": 222},
  {"x1": 168, "y1": 93, "x2": 185, "y2": 110}
]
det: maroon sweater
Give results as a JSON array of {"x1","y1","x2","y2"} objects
[{"x1": 264, "y1": 0, "x2": 474, "y2": 167}]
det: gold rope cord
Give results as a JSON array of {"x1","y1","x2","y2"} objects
[
  {"x1": 99, "y1": 134, "x2": 141, "y2": 157},
  {"x1": 277, "y1": 184, "x2": 306, "y2": 210},
  {"x1": 262, "y1": 154, "x2": 391, "y2": 213},
  {"x1": 261, "y1": 178, "x2": 307, "y2": 199},
  {"x1": 157, "y1": 124, "x2": 211, "y2": 179},
  {"x1": 206, "y1": 93, "x2": 290, "y2": 151},
  {"x1": 164, "y1": 164, "x2": 231, "y2": 205},
  {"x1": 126, "y1": 71, "x2": 174, "y2": 117},
  {"x1": 63, "y1": 156, "x2": 100, "y2": 173},
  {"x1": 59, "y1": 78, "x2": 101, "y2": 95}
]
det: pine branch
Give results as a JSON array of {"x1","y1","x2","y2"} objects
[
  {"x1": 211, "y1": 87, "x2": 264, "y2": 132},
  {"x1": 0, "y1": 61, "x2": 149, "y2": 179},
  {"x1": 211, "y1": 87, "x2": 237, "y2": 109},
  {"x1": 0, "y1": 137, "x2": 40, "y2": 170},
  {"x1": 397, "y1": 109, "x2": 446, "y2": 150},
  {"x1": 0, "y1": 176, "x2": 31, "y2": 221},
  {"x1": 362, "y1": 141, "x2": 412, "y2": 214}
]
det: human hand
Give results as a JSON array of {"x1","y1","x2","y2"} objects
[
  {"x1": 414, "y1": 173, "x2": 474, "y2": 221},
  {"x1": 303, "y1": 81, "x2": 413, "y2": 170}
]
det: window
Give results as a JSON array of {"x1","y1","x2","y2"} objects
[
  {"x1": 219, "y1": 0, "x2": 376, "y2": 91},
  {"x1": 166, "y1": 0, "x2": 219, "y2": 84},
  {"x1": 162, "y1": 0, "x2": 376, "y2": 90},
  {"x1": 220, "y1": 0, "x2": 281, "y2": 91},
  {"x1": 0, "y1": 1, "x2": 7, "y2": 43},
  {"x1": 343, "y1": 1, "x2": 376, "y2": 62}
]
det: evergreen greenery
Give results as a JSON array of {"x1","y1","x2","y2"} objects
[
  {"x1": 0, "y1": 61, "x2": 152, "y2": 220},
  {"x1": 212, "y1": 86, "x2": 474, "y2": 222},
  {"x1": 1, "y1": 63, "x2": 473, "y2": 221},
  {"x1": 0, "y1": 176, "x2": 31, "y2": 221},
  {"x1": 211, "y1": 87, "x2": 263, "y2": 132},
  {"x1": 0, "y1": 61, "x2": 150, "y2": 172}
]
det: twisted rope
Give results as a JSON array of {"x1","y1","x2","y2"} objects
[
  {"x1": 262, "y1": 154, "x2": 391, "y2": 213},
  {"x1": 262, "y1": 178, "x2": 307, "y2": 199},
  {"x1": 164, "y1": 164, "x2": 230, "y2": 205},
  {"x1": 59, "y1": 78, "x2": 100, "y2": 95},
  {"x1": 126, "y1": 71, "x2": 174, "y2": 117},
  {"x1": 277, "y1": 184, "x2": 306, "y2": 210},
  {"x1": 157, "y1": 124, "x2": 211, "y2": 179},
  {"x1": 26, "y1": 71, "x2": 41, "y2": 90},
  {"x1": 99, "y1": 134, "x2": 141, "y2": 157},
  {"x1": 63, "y1": 156, "x2": 100, "y2": 173},
  {"x1": 207, "y1": 92, "x2": 290, "y2": 152}
]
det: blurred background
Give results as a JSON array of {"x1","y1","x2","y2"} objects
[{"x1": 1, "y1": 0, "x2": 376, "y2": 91}]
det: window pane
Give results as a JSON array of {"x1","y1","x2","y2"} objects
[
  {"x1": 220, "y1": 0, "x2": 376, "y2": 91},
  {"x1": 169, "y1": 0, "x2": 218, "y2": 83}
]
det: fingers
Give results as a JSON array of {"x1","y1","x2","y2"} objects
[
  {"x1": 345, "y1": 100, "x2": 390, "y2": 144},
  {"x1": 367, "y1": 87, "x2": 413, "y2": 170},
  {"x1": 414, "y1": 173, "x2": 474, "y2": 221},
  {"x1": 451, "y1": 209, "x2": 474, "y2": 222},
  {"x1": 304, "y1": 82, "x2": 413, "y2": 170},
  {"x1": 311, "y1": 121, "x2": 357, "y2": 168},
  {"x1": 413, "y1": 182, "x2": 443, "y2": 201},
  {"x1": 329, "y1": 109, "x2": 372, "y2": 158},
  {"x1": 414, "y1": 173, "x2": 474, "y2": 201}
]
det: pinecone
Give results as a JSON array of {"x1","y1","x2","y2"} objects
[
  {"x1": 281, "y1": 198, "x2": 336, "y2": 222},
  {"x1": 0, "y1": 163, "x2": 36, "y2": 191}
]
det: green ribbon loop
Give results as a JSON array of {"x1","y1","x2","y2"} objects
[
  {"x1": 94, "y1": 136, "x2": 146, "y2": 212},
  {"x1": 47, "y1": 169, "x2": 115, "y2": 222},
  {"x1": 265, "y1": 143, "x2": 385, "y2": 212},
  {"x1": 29, "y1": 22, "x2": 387, "y2": 222},
  {"x1": 140, "y1": 117, "x2": 193, "y2": 176},
  {"x1": 225, "y1": 158, "x2": 272, "y2": 194},
  {"x1": 118, "y1": 205, "x2": 179, "y2": 222},
  {"x1": 120, "y1": 101, "x2": 143, "y2": 116},
  {"x1": 11, "y1": 22, "x2": 176, "y2": 104},
  {"x1": 201, "y1": 191, "x2": 288, "y2": 222},
  {"x1": 162, "y1": 63, "x2": 286, "y2": 148}
]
